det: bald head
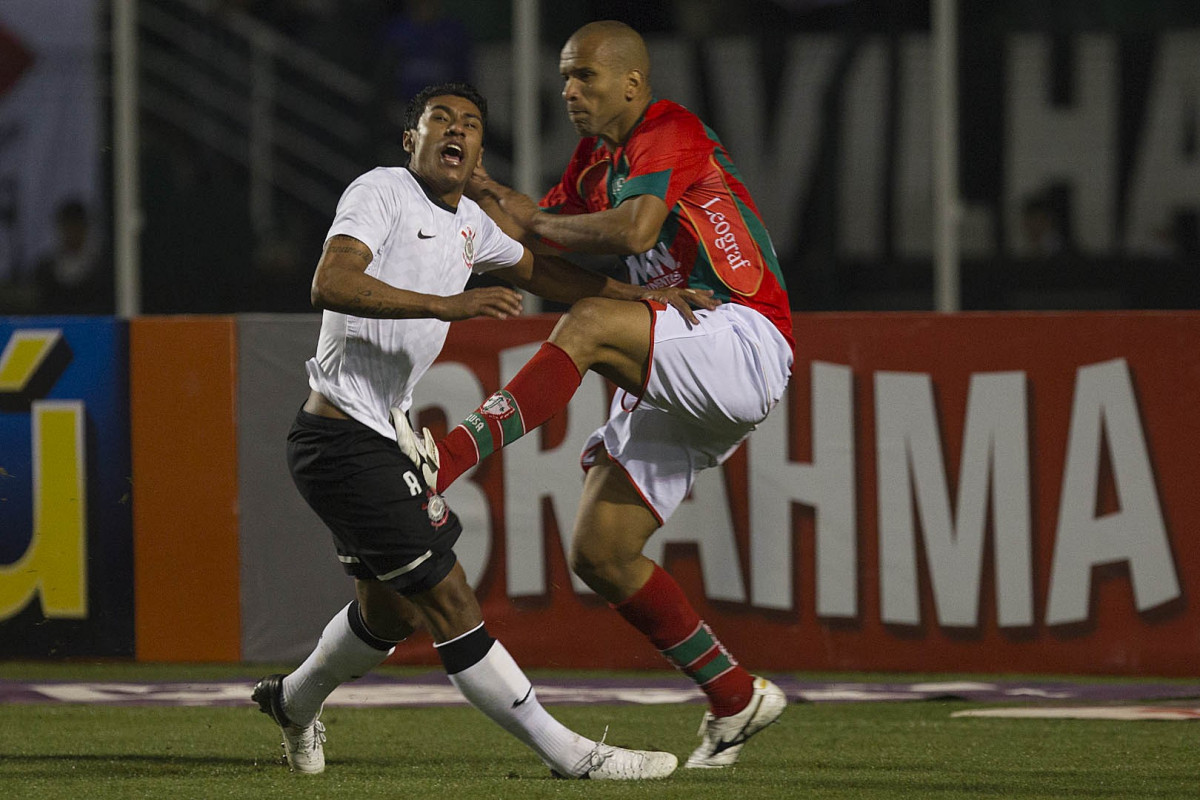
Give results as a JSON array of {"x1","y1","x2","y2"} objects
[
  {"x1": 557, "y1": 20, "x2": 654, "y2": 143},
  {"x1": 566, "y1": 20, "x2": 651, "y2": 87}
]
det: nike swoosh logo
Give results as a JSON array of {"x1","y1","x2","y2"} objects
[
  {"x1": 709, "y1": 695, "x2": 764, "y2": 753},
  {"x1": 512, "y1": 686, "x2": 533, "y2": 708},
  {"x1": 417, "y1": 230, "x2": 436, "y2": 239},
  {"x1": 710, "y1": 738, "x2": 742, "y2": 755}
]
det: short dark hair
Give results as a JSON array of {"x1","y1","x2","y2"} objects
[{"x1": 404, "y1": 83, "x2": 488, "y2": 134}]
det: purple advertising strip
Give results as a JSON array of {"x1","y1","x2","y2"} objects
[{"x1": 0, "y1": 675, "x2": 1196, "y2": 708}]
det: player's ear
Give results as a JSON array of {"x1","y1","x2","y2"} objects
[
  {"x1": 466, "y1": 147, "x2": 484, "y2": 175},
  {"x1": 626, "y1": 69, "x2": 644, "y2": 100},
  {"x1": 402, "y1": 129, "x2": 415, "y2": 155}
]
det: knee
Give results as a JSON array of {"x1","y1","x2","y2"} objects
[
  {"x1": 409, "y1": 564, "x2": 485, "y2": 642},
  {"x1": 564, "y1": 296, "x2": 614, "y2": 329},
  {"x1": 569, "y1": 536, "x2": 621, "y2": 584},
  {"x1": 361, "y1": 607, "x2": 418, "y2": 642},
  {"x1": 552, "y1": 297, "x2": 615, "y2": 350},
  {"x1": 358, "y1": 590, "x2": 422, "y2": 642}
]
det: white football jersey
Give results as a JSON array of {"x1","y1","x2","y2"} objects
[{"x1": 306, "y1": 166, "x2": 524, "y2": 439}]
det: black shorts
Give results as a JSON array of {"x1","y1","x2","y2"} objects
[{"x1": 286, "y1": 408, "x2": 462, "y2": 595}]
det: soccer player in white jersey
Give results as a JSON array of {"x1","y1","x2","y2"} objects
[{"x1": 252, "y1": 83, "x2": 715, "y2": 779}]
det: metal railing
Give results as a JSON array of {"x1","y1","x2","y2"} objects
[{"x1": 137, "y1": 0, "x2": 376, "y2": 233}]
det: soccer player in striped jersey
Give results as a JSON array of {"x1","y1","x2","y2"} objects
[{"x1": 395, "y1": 21, "x2": 791, "y2": 769}]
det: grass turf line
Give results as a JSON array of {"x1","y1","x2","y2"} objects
[{"x1": 0, "y1": 665, "x2": 1195, "y2": 799}]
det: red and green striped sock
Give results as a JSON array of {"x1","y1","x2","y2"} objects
[
  {"x1": 435, "y1": 342, "x2": 582, "y2": 491},
  {"x1": 614, "y1": 565, "x2": 754, "y2": 717}
]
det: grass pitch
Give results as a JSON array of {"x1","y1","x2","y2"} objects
[{"x1": 0, "y1": 663, "x2": 1195, "y2": 799}]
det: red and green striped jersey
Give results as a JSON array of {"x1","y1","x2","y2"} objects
[{"x1": 541, "y1": 99, "x2": 794, "y2": 352}]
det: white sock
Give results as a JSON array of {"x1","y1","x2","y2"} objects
[
  {"x1": 441, "y1": 628, "x2": 594, "y2": 775},
  {"x1": 282, "y1": 601, "x2": 396, "y2": 726}
]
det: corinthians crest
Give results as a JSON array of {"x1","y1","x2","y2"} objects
[
  {"x1": 460, "y1": 225, "x2": 476, "y2": 268},
  {"x1": 425, "y1": 491, "x2": 449, "y2": 527}
]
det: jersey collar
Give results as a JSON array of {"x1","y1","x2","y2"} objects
[
  {"x1": 605, "y1": 98, "x2": 657, "y2": 153},
  {"x1": 405, "y1": 166, "x2": 459, "y2": 214}
]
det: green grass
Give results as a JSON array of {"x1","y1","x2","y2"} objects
[{"x1": 0, "y1": 663, "x2": 1196, "y2": 799}]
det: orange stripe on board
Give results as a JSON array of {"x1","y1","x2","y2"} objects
[{"x1": 130, "y1": 317, "x2": 240, "y2": 662}]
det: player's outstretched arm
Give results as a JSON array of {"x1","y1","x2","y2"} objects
[
  {"x1": 466, "y1": 163, "x2": 554, "y2": 252},
  {"x1": 492, "y1": 249, "x2": 718, "y2": 324},
  {"x1": 469, "y1": 167, "x2": 667, "y2": 256},
  {"x1": 311, "y1": 234, "x2": 523, "y2": 321},
  {"x1": 519, "y1": 193, "x2": 668, "y2": 255}
]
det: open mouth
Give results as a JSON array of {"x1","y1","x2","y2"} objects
[{"x1": 441, "y1": 143, "x2": 465, "y2": 166}]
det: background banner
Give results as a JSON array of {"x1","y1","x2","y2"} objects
[
  {"x1": 125, "y1": 312, "x2": 1200, "y2": 675},
  {"x1": 389, "y1": 312, "x2": 1200, "y2": 676},
  {"x1": 0, "y1": 316, "x2": 132, "y2": 657}
]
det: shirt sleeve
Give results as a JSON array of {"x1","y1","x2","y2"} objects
[
  {"x1": 617, "y1": 112, "x2": 710, "y2": 211},
  {"x1": 471, "y1": 205, "x2": 526, "y2": 274},
  {"x1": 541, "y1": 172, "x2": 589, "y2": 216},
  {"x1": 540, "y1": 139, "x2": 595, "y2": 216},
  {"x1": 325, "y1": 170, "x2": 397, "y2": 255}
]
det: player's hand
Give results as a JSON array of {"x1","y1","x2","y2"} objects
[
  {"x1": 496, "y1": 189, "x2": 542, "y2": 228},
  {"x1": 644, "y1": 287, "x2": 720, "y2": 325},
  {"x1": 436, "y1": 286, "x2": 523, "y2": 321},
  {"x1": 465, "y1": 161, "x2": 494, "y2": 202}
]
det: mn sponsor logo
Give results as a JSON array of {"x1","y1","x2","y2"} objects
[{"x1": 624, "y1": 242, "x2": 684, "y2": 288}]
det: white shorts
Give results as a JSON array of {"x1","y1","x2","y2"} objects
[{"x1": 580, "y1": 302, "x2": 793, "y2": 523}]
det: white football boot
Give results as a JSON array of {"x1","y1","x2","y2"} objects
[
  {"x1": 252, "y1": 673, "x2": 326, "y2": 775},
  {"x1": 553, "y1": 737, "x2": 678, "y2": 780},
  {"x1": 685, "y1": 676, "x2": 786, "y2": 768}
]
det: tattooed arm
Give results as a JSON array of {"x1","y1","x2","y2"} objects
[{"x1": 310, "y1": 235, "x2": 523, "y2": 321}]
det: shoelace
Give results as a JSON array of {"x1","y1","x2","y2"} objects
[
  {"x1": 578, "y1": 725, "x2": 622, "y2": 775},
  {"x1": 293, "y1": 720, "x2": 327, "y2": 754}
]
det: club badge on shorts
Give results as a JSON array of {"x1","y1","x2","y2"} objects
[{"x1": 426, "y1": 491, "x2": 449, "y2": 528}]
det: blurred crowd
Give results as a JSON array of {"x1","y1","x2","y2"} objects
[
  {"x1": 3, "y1": 0, "x2": 1198, "y2": 315},
  {"x1": 125, "y1": 0, "x2": 803, "y2": 315}
]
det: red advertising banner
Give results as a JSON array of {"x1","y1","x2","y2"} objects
[{"x1": 391, "y1": 312, "x2": 1200, "y2": 677}]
